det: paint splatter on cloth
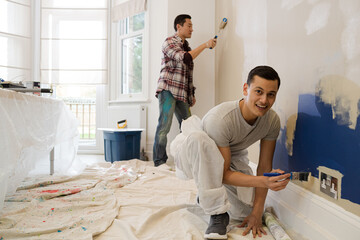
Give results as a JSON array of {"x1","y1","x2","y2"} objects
[{"x1": 0, "y1": 161, "x2": 145, "y2": 240}]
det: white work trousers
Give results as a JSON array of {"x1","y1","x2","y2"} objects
[{"x1": 170, "y1": 116, "x2": 254, "y2": 219}]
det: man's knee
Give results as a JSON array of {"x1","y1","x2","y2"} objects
[
  {"x1": 186, "y1": 131, "x2": 213, "y2": 147},
  {"x1": 185, "y1": 131, "x2": 219, "y2": 158},
  {"x1": 188, "y1": 131, "x2": 208, "y2": 140}
]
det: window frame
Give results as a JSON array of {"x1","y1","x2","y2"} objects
[{"x1": 110, "y1": 11, "x2": 149, "y2": 103}]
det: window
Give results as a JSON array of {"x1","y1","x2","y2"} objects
[
  {"x1": 40, "y1": 0, "x2": 108, "y2": 150},
  {"x1": 115, "y1": 12, "x2": 147, "y2": 101},
  {"x1": 0, "y1": 0, "x2": 31, "y2": 84},
  {"x1": 40, "y1": 0, "x2": 108, "y2": 85},
  {"x1": 55, "y1": 85, "x2": 96, "y2": 145}
]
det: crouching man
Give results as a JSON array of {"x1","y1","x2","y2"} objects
[{"x1": 170, "y1": 66, "x2": 290, "y2": 239}]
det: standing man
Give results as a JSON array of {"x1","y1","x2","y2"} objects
[
  {"x1": 153, "y1": 14, "x2": 217, "y2": 167},
  {"x1": 171, "y1": 66, "x2": 291, "y2": 239}
]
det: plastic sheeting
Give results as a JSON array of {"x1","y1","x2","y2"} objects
[{"x1": 0, "y1": 88, "x2": 79, "y2": 212}]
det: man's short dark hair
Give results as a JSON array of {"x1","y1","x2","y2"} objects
[
  {"x1": 247, "y1": 66, "x2": 281, "y2": 89},
  {"x1": 174, "y1": 14, "x2": 191, "y2": 32}
]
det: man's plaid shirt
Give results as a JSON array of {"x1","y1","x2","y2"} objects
[{"x1": 155, "y1": 34, "x2": 195, "y2": 105}]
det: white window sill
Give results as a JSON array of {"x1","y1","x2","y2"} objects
[{"x1": 108, "y1": 98, "x2": 150, "y2": 104}]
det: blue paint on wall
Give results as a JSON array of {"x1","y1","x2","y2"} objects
[{"x1": 274, "y1": 94, "x2": 360, "y2": 204}]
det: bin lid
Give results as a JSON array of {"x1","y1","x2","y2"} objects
[{"x1": 98, "y1": 128, "x2": 144, "y2": 132}]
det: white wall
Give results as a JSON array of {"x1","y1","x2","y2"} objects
[{"x1": 215, "y1": 0, "x2": 267, "y2": 104}]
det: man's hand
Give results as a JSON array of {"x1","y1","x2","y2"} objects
[
  {"x1": 206, "y1": 38, "x2": 217, "y2": 49},
  {"x1": 263, "y1": 172, "x2": 291, "y2": 191},
  {"x1": 270, "y1": 169, "x2": 285, "y2": 174},
  {"x1": 239, "y1": 213, "x2": 267, "y2": 238},
  {"x1": 190, "y1": 38, "x2": 217, "y2": 59}
]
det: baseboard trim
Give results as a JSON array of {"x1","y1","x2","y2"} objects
[
  {"x1": 265, "y1": 181, "x2": 360, "y2": 240},
  {"x1": 248, "y1": 161, "x2": 360, "y2": 239}
]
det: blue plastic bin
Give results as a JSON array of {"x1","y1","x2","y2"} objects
[{"x1": 101, "y1": 129, "x2": 142, "y2": 163}]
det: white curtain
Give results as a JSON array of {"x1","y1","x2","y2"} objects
[
  {"x1": 40, "y1": 0, "x2": 108, "y2": 84},
  {"x1": 112, "y1": 0, "x2": 147, "y2": 22},
  {"x1": 0, "y1": 0, "x2": 31, "y2": 83}
]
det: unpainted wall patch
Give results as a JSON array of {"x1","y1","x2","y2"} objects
[
  {"x1": 316, "y1": 75, "x2": 360, "y2": 129},
  {"x1": 285, "y1": 114, "x2": 297, "y2": 156}
]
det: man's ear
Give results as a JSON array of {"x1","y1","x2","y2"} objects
[{"x1": 243, "y1": 83, "x2": 249, "y2": 96}]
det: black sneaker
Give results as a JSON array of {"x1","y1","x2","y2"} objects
[{"x1": 204, "y1": 212, "x2": 229, "y2": 239}]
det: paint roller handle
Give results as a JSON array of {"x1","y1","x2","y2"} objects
[{"x1": 210, "y1": 36, "x2": 218, "y2": 49}]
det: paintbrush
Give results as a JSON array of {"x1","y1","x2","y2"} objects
[
  {"x1": 210, "y1": 18, "x2": 228, "y2": 49},
  {"x1": 264, "y1": 172, "x2": 310, "y2": 181}
]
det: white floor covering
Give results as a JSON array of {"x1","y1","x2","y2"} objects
[
  {"x1": 94, "y1": 160, "x2": 275, "y2": 240},
  {"x1": 0, "y1": 156, "x2": 279, "y2": 240}
]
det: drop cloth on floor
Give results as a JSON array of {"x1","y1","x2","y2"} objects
[
  {"x1": 0, "y1": 160, "x2": 275, "y2": 240},
  {"x1": 0, "y1": 161, "x2": 140, "y2": 240},
  {"x1": 93, "y1": 160, "x2": 275, "y2": 240}
]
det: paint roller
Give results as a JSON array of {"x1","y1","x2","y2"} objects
[{"x1": 210, "y1": 17, "x2": 228, "y2": 49}]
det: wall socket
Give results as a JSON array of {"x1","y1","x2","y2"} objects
[{"x1": 320, "y1": 172, "x2": 338, "y2": 199}]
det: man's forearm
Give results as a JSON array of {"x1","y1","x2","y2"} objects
[
  {"x1": 252, "y1": 187, "x2": 268, "y2": 217},
  {"x1": 188, "y1": 43, "x2": 207, "y2": 60},
  {"x1": 252, "y1": 144, "x2": 273, "y2": 217},
  {"x1": 223, "y1": 170, "x2": 268, "y2": 188}
]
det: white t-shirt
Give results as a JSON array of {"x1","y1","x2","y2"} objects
[{"x1": 202, "y1": 100, "x2": 280, "y2": 157}]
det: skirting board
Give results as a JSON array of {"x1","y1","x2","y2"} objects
[{"x1": 265, "y1": 180, "x2": 360, "y2": 240}]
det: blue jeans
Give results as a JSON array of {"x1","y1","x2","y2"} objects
[{"x1": 153, "y1": 90, "x2": 191, "y2": 166}]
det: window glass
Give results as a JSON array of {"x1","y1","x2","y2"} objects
[
  {"x1": 0, "y1": 0, "x2": 31, "y2": 83},
  {"x1": 117, "y1": 12, "x2": 145, "y2": 98},
  {"x1": 56, "y1": 85, "x2": 96, "y2": 141},
  {"x1": 41, "y1": 10, "x2": 107, "y2": 39},
  {"x1": 40, "y1": 1, "x2": 108, "y2": 85},
  {"x1": 121, "y1": 35, "x2": 142, "y2": 94},
  {"x1": 130, "y1": 13, "x2": 144, "y2": 32}
]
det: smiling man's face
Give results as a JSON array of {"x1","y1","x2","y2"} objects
[{"x1": 242, "y1": 75, "x2": 279, "y2": 122}]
